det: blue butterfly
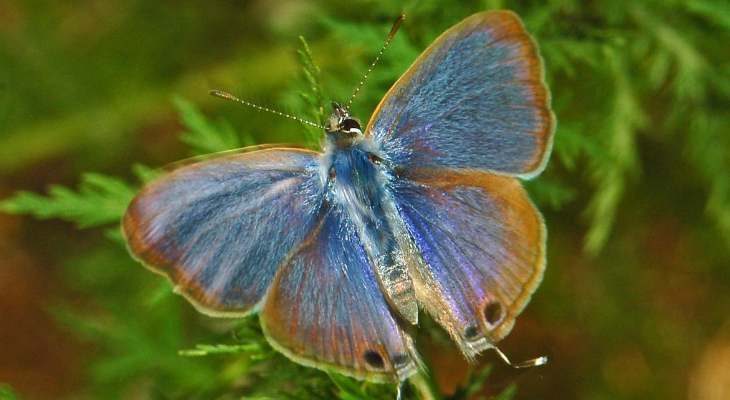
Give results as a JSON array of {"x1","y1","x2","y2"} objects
[{"x1": 122, "y1": 10, "x2": 555, "y2": 383}]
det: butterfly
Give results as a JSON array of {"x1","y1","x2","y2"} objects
[{"x1": 122, "y1": 10, "x2": 555, "y2": 383}]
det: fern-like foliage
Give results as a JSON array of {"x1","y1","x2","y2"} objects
[
  {"x1": 296, "y1": 37, "x2": 329, "y2": 147},
  {"x1": 175, "y1": 96, "x2": 250, "y2": 155},
  {"x1": 0, "y1": 173, "x2": 136, "y2": 229}
]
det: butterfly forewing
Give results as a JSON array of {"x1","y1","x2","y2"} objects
[
  {"x1": 122, "y1": 148, "x2": 325, "y2": 316},
  {"x1": 367, "y1": 11, "x2": 554, "y2": 177},
  {"x1": 260, "y1": 202, "x2": 420, "y2": 383},
  {"x1": 392, "y1": 168, "x2": 546, "y2": 357}
]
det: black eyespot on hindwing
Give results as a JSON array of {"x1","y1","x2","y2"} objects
[
  {"x1": 363, "y1": 350, "x2": 385, "y2": 369},
  {"x1": 464, "y1": 325, "x2": 481, "y2": 340},
  {"x1": 484, "y1": 301, "x2": 503, "y2": 325}
]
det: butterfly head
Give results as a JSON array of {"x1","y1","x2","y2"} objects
[{"x1": 326, "y1": 102, "x2": 363, "y2": 142}]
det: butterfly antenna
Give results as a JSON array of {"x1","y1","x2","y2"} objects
[
  {"x1": 209, "y1": 90, "x2": 324, "y2": 129},
  {"x1": 493, "y1": 346, "x2": 548, "y2": 369},
  {"x1": 346, "y1": 14, "x2": 405, "y2": 110}
]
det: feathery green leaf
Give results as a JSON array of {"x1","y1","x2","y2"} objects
[{"x1": 0, "y1": 173, "x2": 136, "y2": 228}]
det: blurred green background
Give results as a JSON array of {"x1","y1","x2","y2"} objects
[{"x1": 1, "y1": 0, "x2": 730, "y2": 399}]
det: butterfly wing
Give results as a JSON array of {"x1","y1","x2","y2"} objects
[
  {"x1": 122, "y1": 148, "x2": 325, "y2": 316},
  {"x1": 260, "y1": 201, "x2": 420, "y2": 383},
  {"x1": 392, "y1": 168, "x2": 545, "y2": 357},
  {"x1": 367, "y1": 11, "x2": 554, "y2": 178}
]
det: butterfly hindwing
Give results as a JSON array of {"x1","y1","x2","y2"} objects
[
  {"x1": 392, "y1": 168, "x2": 546, "y2": 357},
  {"x1": 368, "y1": 11, "x2": 554, "y2": 177},
  {"x1": 260, "y1": 201, "x2": 420, "y2": 383},
  {"x1": 122, "y1": 148, "x2": 325, "y2": 316}
]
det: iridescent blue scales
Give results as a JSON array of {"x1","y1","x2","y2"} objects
[{"x1": 122, "y1": 11, "x2": 555, "y2": 383}]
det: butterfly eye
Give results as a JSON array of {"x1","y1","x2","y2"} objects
[
  {"x1": 341, "y1": 118, "x2": 362, "y2": 134},
  {"x1": 328, "y1": 166, "x2": 337, "y2": 181},
  {"x1": 484, "y1": 301, "x2": 503, "y2": 326},
  {"x1": 363, "y1": 350, "x2": 385, "y2": 369}
]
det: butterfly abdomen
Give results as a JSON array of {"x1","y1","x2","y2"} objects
[{"x1": 323, "y1": 143, "x2": 419, "y2": 324}]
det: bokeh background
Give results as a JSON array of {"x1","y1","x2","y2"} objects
[{"x1": 1, "y1": 0, "x2": 730, "y2": 399}]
